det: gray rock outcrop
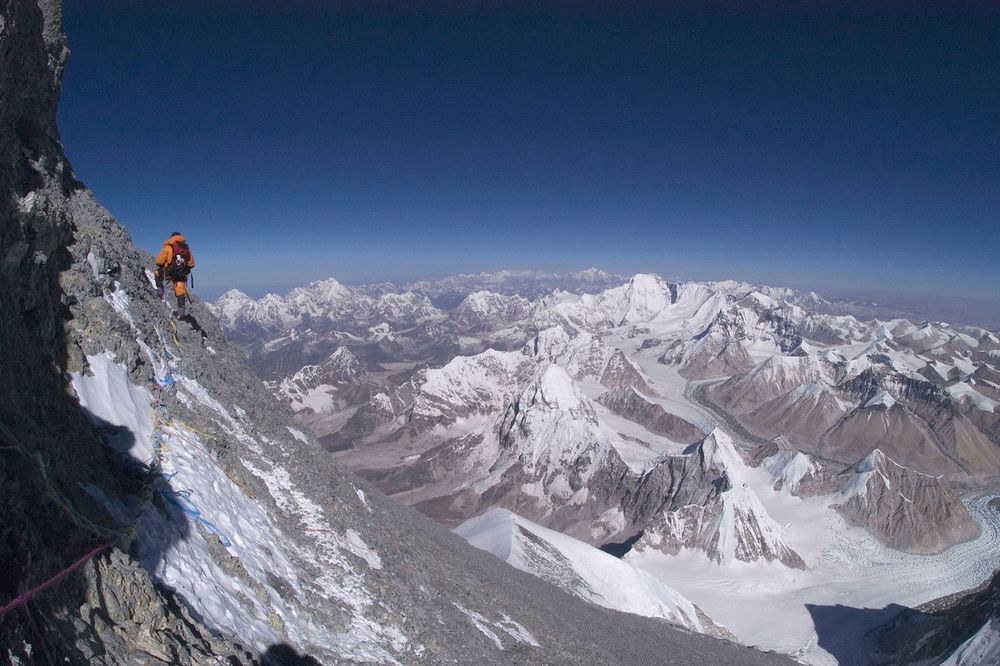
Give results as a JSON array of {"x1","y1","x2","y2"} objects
[
  {"x1": 832, "y1": 449, "x2": 980, "y2": 554},
  {"x1": 597, "y1": 386, "x2": 704, "y2": 443},
  {"x1": 627, "y1": 432, "x2": 806, "y2": 568},
  {"x1": 601, "y1": 349, "x2": 656, "y2": 394}
]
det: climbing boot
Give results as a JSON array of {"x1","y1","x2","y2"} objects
[{"x1": 174, "y1": 295, "x2": 188, "y2": 319}]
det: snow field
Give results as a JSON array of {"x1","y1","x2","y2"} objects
[{"x1": 456, "y1": 509, "x2": 708, "y2": 633}]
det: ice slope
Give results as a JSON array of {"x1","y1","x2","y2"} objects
[
  {"x1": 71, "y1": 350, "x2": 407, "y2": 661},
  {"x1": 456, "y1": 508, "x2": 714, "y2": 634}
]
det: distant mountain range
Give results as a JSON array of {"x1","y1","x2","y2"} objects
[{"x1": 214, "y1": 269, "x2": 1000, "y2": 664}]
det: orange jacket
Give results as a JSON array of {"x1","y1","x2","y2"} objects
[{"x1": 155, "y1": 234, "x2": 196, "y2": 270}]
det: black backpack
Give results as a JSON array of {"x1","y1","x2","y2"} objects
[{"x1": 165, "y1": 240, "x2": 191, "y2": 280}]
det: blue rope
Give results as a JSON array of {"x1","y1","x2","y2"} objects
[
  {"x1": 160, "y1": 489, "x2": 232, "y2": 547},
  {"x1": 0, "y1": 327, "x2": 234, "y2": 554}
]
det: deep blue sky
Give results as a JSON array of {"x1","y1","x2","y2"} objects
[{"x1": 59, "y1": 1, "x2": 999, "y2": 305}]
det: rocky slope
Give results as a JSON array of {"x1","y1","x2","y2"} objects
[
  {"x1": 1, "y1": 0, "x2": 248, "y2": 660},
  {"x1": 832, "y1": 449, "x2": 980, "y2": 554},
  {"x1": 597, "y1": 386, "x2": 704, "y2": 444},
  {"x1": 628, "y1": 431, "x2": 805, "y2": 568},
  {"x1": 0, "y1": 2, "x2": 796, "y2": 664}
]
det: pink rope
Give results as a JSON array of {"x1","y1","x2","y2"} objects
[{"x1": 0, "y1": 541, "x2": 115, "y2": 620}]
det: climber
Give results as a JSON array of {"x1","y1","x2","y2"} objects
[{"x1": 154, "y1": 231, "x2": 195, "y2": 319}]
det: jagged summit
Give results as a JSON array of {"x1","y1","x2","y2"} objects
[{"x1": 693, "y1": 428, "x2": 747, "y2": 475}]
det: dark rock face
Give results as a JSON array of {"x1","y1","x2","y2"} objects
[
  {"x1": 870, "y1": 569, "x2": 1000, "y2": 664},
  {"x1": 832, "y1": 450, "x2": 980, "y2": 554},
  {"x1": 625, "y1": 433, "x2": 806, "y2": 568},
  {"x1": 0, "y1": 1, "x2": 251, "y2": 661},
  {"x1": 597, "y1": 386, "x2": 704, "y2": 444}
]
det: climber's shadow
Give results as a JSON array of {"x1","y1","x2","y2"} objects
[
  {"x1": 262, "y1": 644, "x2": 322, "y2": 665},
  {"x1": 178, "y1": 312, "x2": 208, "y2": 342},
  {"x1": 77, "y1": 408, "x2": 193, "y2": 570}
]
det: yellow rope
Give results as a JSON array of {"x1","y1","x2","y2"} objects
[{"x1": 172, "y1": 420, "x2": 216, "y2": 440}]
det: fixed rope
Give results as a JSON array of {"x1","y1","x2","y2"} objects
[
  {"x1": 0, "y1": 541, "x2": 116, "y2": 620},
  {"x1": 0, "y1": 421, "x2": 128, "y2": 543},
  {"x1": 0, "y1": 327, "x2": 233, "y2": 620},
  {"x1": 0, "y1": 420, "x2": 127, "y2": 621}
]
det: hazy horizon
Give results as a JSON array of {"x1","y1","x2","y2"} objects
[{"x1": 194, "y1": 266, "x2": 1000, "y2": 330}]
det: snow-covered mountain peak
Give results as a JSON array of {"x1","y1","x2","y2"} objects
[
  {"x1": 498, "y1": 365, "x2": 609, "y2": 477},
  {"x1": 527, "y1": 325, "x2": 572, "y2": 361},
  {"x1": 693, "y1": 429, "x2": 747, "y2": 476},
  {"x1": 621, "y1": 273, "x2": 675, "y2": 323},
  {"x1": 215, "y1": 288, "x2": 254, "y2": 319},
  {"x1": 571, "y1": 267, "x2": 617, "y2": 282},
  {"x1": 217, "y1": 287, "x2": 252, "y2": 303},
  {"x1": 453, "y1": 290, "x2": 533, "y2": 330},
  {"x1": 525, "y1": 364, "x2": 592, "y2": 418},
  {"x1": 325, "y1": 346, "x2": 364, "y2": 375},
  {"x1": 460, "y1": 290, "x2": 516, "y2": 312},
  {"x1": 762, "y1": 449, "x2": 820, "y2": 493},
  {"x1": 300, "y1": 276, "x2": 350, "y2": 299},
  {"x1": 409, "y1": 348, "x2": 528, "y2": 426}
]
